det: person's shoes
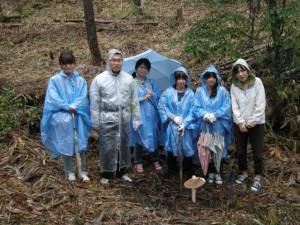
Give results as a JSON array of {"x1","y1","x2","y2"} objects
[
  {"x1": 81, "y1": 172, "x2": 90, "y2": 182},
  {"x1": 208, "y1": 173, "x2": 214, "y2": 184},
  {"x1": 236, "y1": 175, "x2": 248, "y2": 184},
  {"x1": 67, "y1": 172, "x2": 76, "y2": 181},
  {"x1": 251, "y1": 179, "x2": 262, "y2": 191},
  {"x1": 100, "y1": 178, "x2": 109, "y2": 185},
  {"x1": 214, "y1": 173, "x2": 223, "y2": 185},
  {"x1": 135, "y1": 164, "x2": 144, "y2": 173},
  {"x1": 122, "y1": 174, "x2": 132, "y2": 182},
  {"x1": 153, "y1": 161, "x2": 162, "y2": 171}
]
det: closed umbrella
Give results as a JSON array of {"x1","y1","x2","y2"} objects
[
  {"x1": 122, "y1": 49, "x2": 182, "y2": 92},
  {"x1": 197, "y1": 131, "x2": 210, "y2": 176},
  {"x1": 205, "y1": 132, "x2": 224, "y2": 173}
]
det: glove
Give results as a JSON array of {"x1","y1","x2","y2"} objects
[
  {"x1": 174, "y1": 116, "x2": 183, "y2": 125},
  {"x1": 133, "y1": 121, "x2": 142, "y2": 131},
  {"x1": 178, "y1": 125, "x2": 185, "y2": 136},
  {"x1": 203, "y1": 112, "x2": 210, "y2": 122},
  {"x1": 208, "y1": 113, "x2": 216, "y2": 123}
]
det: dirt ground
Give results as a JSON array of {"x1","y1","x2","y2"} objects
[{"x1": 0, "y1": 0, "x2": 299, "y2": 224}]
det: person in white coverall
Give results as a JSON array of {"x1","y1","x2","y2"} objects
[{"x1": 90, "y1": 49, "x2": 142, "y2": 185}]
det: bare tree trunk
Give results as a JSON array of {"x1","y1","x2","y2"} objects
[
  {"x1": 83, "y1": 0, "x2": 102, "y2": 66},
  {"x1": 264, "y1": 0, "x2": 284, "y2": 119}
]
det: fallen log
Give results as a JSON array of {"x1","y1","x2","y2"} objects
[
  {"x1": 53, "y1": 18, "x2": 159, "y2": 26},
  {"x1": 0, "y1": 14, "x2": 22, "y2": 22}
]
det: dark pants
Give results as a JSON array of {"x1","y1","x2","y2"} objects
[
  {"x1": 167, "y1": 152, "x2": 193, "y2": 177},
  {"x1": 134, "y1": 143, "x2": 159, "y2": 164},
  {"x1": 234, "y1": 123, "x2": 265, "y2": 175}
]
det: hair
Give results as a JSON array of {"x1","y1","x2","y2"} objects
[
  {"x1": 135, "y1": 58, "x2": 151, "y2": 70},
  {"x1": 232, "y1": 64, "x2": 248, "y2": 74},
  {"x1": 173, "y1": 70, "x2": 187, "y2": 89},
  {"x1": 203, "y1": 71, "x2": 218, "y2": 97},
  {"x1": 59, "y1": 51, "x2": 76, "y2": 65}
]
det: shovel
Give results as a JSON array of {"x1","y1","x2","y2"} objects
[
  {"x1": 179, "y1": 130, "x2": 183, "y2": 188},
  {"x1": 72, "y1": 113, "x2": 82, "y2": 180}
]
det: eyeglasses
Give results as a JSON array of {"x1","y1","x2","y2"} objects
[{"x1": 110, "y1": 59, "x2": 122, "y2": 64}]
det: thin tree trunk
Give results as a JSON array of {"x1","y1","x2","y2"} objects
[{"x1": 83, "y1": 0, "x2": 102, "y2": 66}]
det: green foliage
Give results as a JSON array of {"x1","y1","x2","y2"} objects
[
  {"x1": 0, "y1": 86, "x2": 41, "y2": 140},
  {"x1": 183, "y1": 12, "x2": 248, "y2": 62}
]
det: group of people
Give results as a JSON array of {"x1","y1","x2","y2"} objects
[{"x1": 41, "y1": 48, "x2": 266, "y2": 192}]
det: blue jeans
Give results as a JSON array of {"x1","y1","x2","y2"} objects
[
  {"x1": 134, "y1": 143, "x2": 159, "y2": 164},
  {"x1": 63, "y1": 152, "x2": 87, "y2": 174}
]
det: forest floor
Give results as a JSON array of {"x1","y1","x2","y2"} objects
[{"x1": 0, "y1": 0, "x2": 299, "y2": 224}]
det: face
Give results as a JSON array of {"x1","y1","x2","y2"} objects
[
  {"x1": 61, "y1": 63, "x2": 75, "y2": 77},
  {"x1": 205, "y1": 76, "x2": 217, "y2": 88},
  {"x1": 176, "y1": 77, "x2": 187, "y2": 90},
  {"x1": 136, "y1": 64, "x2": 149, "y2": 78},
  {"x1": 236, "y1": 67, "x2": 249, "y2": 84},
  {"x1": 109, "y1": 54, "x2": 123, "y2": 74}
]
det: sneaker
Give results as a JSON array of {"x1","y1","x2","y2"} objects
[
  {"x1": 100, "y1": 178, "x2": 109, "y2": 185},
  {"x1": 207, "y1": 173, "x2": 214, "y2": 184},
  {"x1": 81, "y1": 172, "x2": 90, "y2": 182},
  {"x1": 214, "y1": 173, "x2": 223, "y2": 185},
  {"x1": 122, "y1": 174, "x2": 132, "y2": 182},
  {"x1": 135, "y1": 164, "x2": 144, "y2": 173},
  {"x1": 236, "y1": 175, "x2": 248, "y2": 184},
  {"x1": 251, "y1": 179, "x2": 262, "y2": 191},
  {"x1": 67, "y1": 172, "x2": 76, "y2": 181},
  {"x1": 153, "y1": 161, "x2": 162, "y2": 171}
]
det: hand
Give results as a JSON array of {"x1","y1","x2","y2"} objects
[
  {"x1": 203, "y1": 112, "x2": 210, "y2": 122},
  {"x1": 133, "y1": 121, "x2": 141, "y2": 131},
  {"x1": 174, "y1": 116, "x2": 183, "y2": 125},
  {"x1": 239, "y1": 123, "x2": 248, "y2": 132},
  {"x1": 208, "y1": 113, "x2": 216, "y2": 123},
  {"x1": 68, "y1": 107, "x2": 75, "y2": 113},
  {"x1": 178, "y1": 125, "x2": 185, "y2": 136}
]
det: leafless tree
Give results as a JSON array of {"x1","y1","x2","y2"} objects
[{"x1": 83, "y1": 0, "x2": 102, "y2": 66}]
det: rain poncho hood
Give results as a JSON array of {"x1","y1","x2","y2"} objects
[
  {"x1": 40, "y1": 70, "x2": 91, "y2": 158},
  {"x1": 193, "y1": 65, "x2": 232, "y2": 159},
  {"x1": 170, "y1": 66, "x2": 192, "y2": 88},
  {"x1": 200, "y1": 65, "x2": 221, "y2": 87},
  {"x1": 158, "y1": 66, "x2": 195, "y2": 157},
  {"x1": 90, "y1": 63, "x2": 142, "y2": 172},
  {"x1": 106, "y1": 48, "x2": 124, "y2": 75},
  {"x1": 231, "y1": 58, "x2": 255, "y2": 88}
]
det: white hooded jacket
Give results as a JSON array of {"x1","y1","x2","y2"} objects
[{"x1": 230, "y1": 59, "x2": 266, "y2": 127}]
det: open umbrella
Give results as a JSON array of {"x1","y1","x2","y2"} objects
[
  {"x1": 123, "y1": 49, "x2": 182, "y2": 92},
  {"x1": 197, "y1": 131, "x2": 210, "y2": 176}
]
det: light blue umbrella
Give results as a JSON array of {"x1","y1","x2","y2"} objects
[{"x1": 123, "y1": 49, "x2": 182, "y2": 92}]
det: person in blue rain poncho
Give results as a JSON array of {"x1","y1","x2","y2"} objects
[
  {"x1": 90, "y1": 49, "x2": 142, "y2": 185},
  {"x1": 132, "y1": 58, "x2": 162, "y2": 173},
  {"x1": 40, "y1": 51, "x2": 91, "y2": 182},
  {"x1": 193, "y1": 65, "x2": 232, "y2": 185},
  {"x1": 158, "y1": 67, "x2": 195, "y2": 178}
]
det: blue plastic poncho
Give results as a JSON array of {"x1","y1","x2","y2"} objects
[
  {"x1": 193, "y1": 65, "x2": 232, "y2": 158},
  {"x1": 133, "y1": 77, "x2": 161, "y2": 152},
  {"x1": 158, "y1": 67, "x2": 195, "y2": 157},
  {"x1": 40, "y1": 70, "x2": 91, "y2": 158}
]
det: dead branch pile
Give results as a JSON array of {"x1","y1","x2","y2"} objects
[{"x1": 0, "y1": 130, "x2": 299, "y2": 224}]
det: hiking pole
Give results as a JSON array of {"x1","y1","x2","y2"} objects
[
  {"x1": 72, "y1": 113, "x2": 82, "y2": 180},
  {"x1": 179, "y1": 130, "x2": 183, "y2": 188}
]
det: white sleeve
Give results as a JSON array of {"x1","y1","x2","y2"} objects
[
  {"x1": 247, "y1": 78, "x2": 266, "y2": 126},
  {"x1": 230, "y1": 85, "x2": 245, "y2": 125},
  {"x1": 89, "y1": 77, "x2": 101, "y2": 129}
]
